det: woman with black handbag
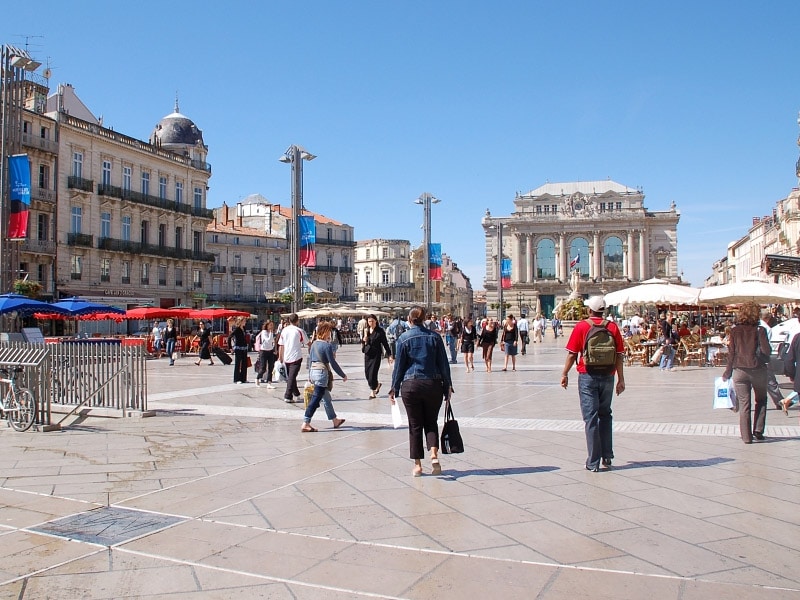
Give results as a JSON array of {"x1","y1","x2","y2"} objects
[
  {"x1": 722, "y1": 302, "x2": 771, "y2": 444},
  {"x1": 389, "y1": 306, "x2": 453, "y2": 477}
]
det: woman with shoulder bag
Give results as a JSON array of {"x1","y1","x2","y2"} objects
[
  {"x1": 722, "y1": 302, "x2": 771, "y2": 444},
  {"x1": 302, "y1": 321, "x2": 347, "y2": 432},
  {"x1": 255, "y1": 321, "x2": 277, "y2": 388},
  {"x1": 362, "y1": 314, "x2": 393, "y2": 398}
]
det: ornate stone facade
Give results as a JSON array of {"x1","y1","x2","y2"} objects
[{"x1": 483, "y1": 180, "x2": 681, "y2": 317}]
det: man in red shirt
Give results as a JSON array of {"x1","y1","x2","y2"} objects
[{"x1": 560, "y1": 296, "x2": 626, "y2": 471}]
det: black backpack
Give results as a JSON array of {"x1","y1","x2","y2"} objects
[{"x1": 583, "y1": 319, "x2": 617, "y2": 374}]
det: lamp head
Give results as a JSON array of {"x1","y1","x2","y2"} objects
[{"x1": 278, "y1": 154, "x2": 291, "y2": 164}]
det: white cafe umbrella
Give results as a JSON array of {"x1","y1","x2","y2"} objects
[
  {"x1": 697, "y1": 280, "x2": 800, "y2": 305},
  {"x1": 604, "y1": 279, "x2": 700, "y2": 306}
]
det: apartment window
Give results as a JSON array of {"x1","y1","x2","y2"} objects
[
  {"x1": 364, "y1": 270, "x2": 371, "y2": 286},
  {"x1": 141, "y1": 220, "x2": 149, "y2": 245},
  {"x1": 254, "y1": 280, "x2": 263, "y2": 298},
  {"x1": 37, "y1": 214, "x2": 48, "y2": 241},
  {"x1": 141, "y1": 172, "x2": 150, "y2": 196},
  {"x1": 382, "y1": 247, "x2": 388, "y2": 259},
  {"x1": 38, "y1": 164, "x2": 49, "y2": 189},
  {"x1": 327, "y1": 253, "x2": 333, "y2": 268},
  {"x1": 158, "y1": 266, "x2": 167, "y2": 286},
  {"x1": 233, "y1": 254, "x2": 242, "y2": 269},
  {"x1": 100, "y1": 212, "x2": 111, "y2": 239},
  {"x1": 543, "y1": 205, "x2": 550, "y2": 214},
  {"x1": 72, "y1": 152, "x2": 83, "y2": 178},
  {"x1": 70, "y1": 255, "x2": 82, "y2": 279},
  {"x1": 616, "y1": 202, "x2": 622, "y2": 211},
  {"x1": 121, "y1": 260, "x2": 131, "y2": 284},
  {"x1": 343, "y1": 254, "x2": 349, "y2": 268},
  {"x1": 122, "y1": 215, "x2": 131, "y2": 241},
  {"x1": 158, "y1": 223, "x2": 167, "y2": 248},
  {"x1": 194, "y1": 186, "x2": 203, "y2": 210},
  {"x1": 254, "y1": 255, "x2": 262, "y2": 270},
  {"x1": 175, "y1": 226, "x2": 183, "y2": 249},
  {"x1": 175, "y1": 181, "x2": 183, "y2": 204},
  {"x1": 381, "y1": 269, "x2": 390, "y2": 284},
  {"x1": 100, "y1": 258, "x2": 110, "y2": 282},
  {"x1": 122, "y1": 166, "x2": 131, "y2": 191},
  {"x1": 38, "y1": 264, "x2": 47, "y2": 288},
  {"x1": 193, "y1": 269, "x2": 202, "y2": 289},
  {"x1": 600, "y1": 202, "x2": 606, "y2": 212},
  {"x1": 365, "y1": 249, "x2": 370, "y2": 260},
  {"x1": 40, "y1": 126, "x2": 49, "y2": 139},
  {"x1": 159, "y1": 176, "x2": 167, "y2": 200},
  {"x1": 254, "y1": 238, "x2": 261, "y2": 247},
  {"x1": 552, "y1": 205, "x2": 558, "y2": 213},
  {"x1": 102, "y1": 161, "x2": 111, "y2": 186},
  {"x1": 211, "y1": 234, "x2": 219, "y2": 244},
  {"x1": 193, "y1": 230, "x2": 202, "y2": 253},
  {"x1": 141, "y1": 263, "x2": 150, "y2": 285},
  {"x1": 536, "y1": 205, "x2": 542, "y2": 214},
  {"x1": 327, "y1": 227, "x2": 332, "y2": 241},
  {"x1": 400, "y1": 269, "x2": 406, "y2": 283},
  {"x1": 175, "y1": 267, "x2": 183, "y2": 287},
  {"x1": 233, "y1": 280, "x2": 242, "y2": 297},
  {"x1": 233, "y1": 236, "x2": 240, "y2": 245},
  {"x1": 70, "y1": 206, "x2": 82, "y2": 234}
]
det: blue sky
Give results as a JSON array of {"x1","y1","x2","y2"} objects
[{"x1": 5, "y1": 1, "x2": 800, "y2": 289}]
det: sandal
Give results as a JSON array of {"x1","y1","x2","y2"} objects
[
  {"x1": 412, "y1": 465, "x2": 423, "y2": 477},
  {"x1": 431, "y1": 458, "x2": 442, "y2": 475},
  {"x1": 781, "y1": 399, "x2": 790, "y2": 416},
  {"x1": 301, "y1": 424, "x2": 317, "y2": 432},
  {"x1": 333, "y1": 418, "x2": 345, "y2": 429}
]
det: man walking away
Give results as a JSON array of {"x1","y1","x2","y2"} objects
[
  {"x1": 517, "y1": 314, "x2": 529, "y2": 354},
  {"x1": 560, "y1": 296, "x2": 626, "y2": 472},
  {"x1": 447, "y1": 316, "x2": 462, "y2": 363},
  {"x1": 278, "y1": 313, "x2": 307, "y2": 403},
  {"x1": 761, "y1": 309, "x2": 784, "y2": 410}
]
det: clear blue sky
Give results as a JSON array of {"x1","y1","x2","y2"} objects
[{"x1": 5, "y1": 1, "x2": 800, "y2": 289}]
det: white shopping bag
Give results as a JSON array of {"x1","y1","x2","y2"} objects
[
  {"x1": 273, "y1": 361, "x2": 287, "y2": 383},
  {"x1": 391, "y1": 401, "x2": 403, "y2": 429},
  {"x1": 713, "y1": 377, "x2": 735, "y2": 410}
]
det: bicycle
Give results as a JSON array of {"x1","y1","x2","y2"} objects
[
  {"x1": 50, "y1": 357, "x2": 105, "y2": 406},
  {"x1": 0, "y1": 366, "x2": 37, "y2": 432}
]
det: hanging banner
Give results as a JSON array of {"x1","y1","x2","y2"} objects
[
  {"x1": 300, "y1": 248, "x2": 316, "y2": 267},
  {"x1": 8, "y1": 154, "x2": 31, "y2": 239},
  {"x1": 299, "y1": 215, "x2": 316, "y2": 247},
  {"x1": 428, "y1": 243, "x2": 442, "y2": 281},
  {"x1": 501, "y1": 258, "x2": 512, "y2": 289}
]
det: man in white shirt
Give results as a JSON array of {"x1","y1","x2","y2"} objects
[
  {"x1": 151, "y1": 322, "x2": 163, "y2": 358},
  {"x1": 278, "y1": 313, "x2": 307, "y2": 403},
  {"x1": 517, "y1": 314, "x2": 530, "y2": 354}
]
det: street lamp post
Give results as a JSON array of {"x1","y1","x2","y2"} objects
[
  {"x1": 0, "y1": 45, "x2": 41, "y2": 294},
  {"x1": 516, "y1": 291, "x2": 525, "y2": 316},
  {"x1": 279, "y1": 145, "x2": 316, "y2": 314},
  {"x1": 414, "y1": 192, "x2": 440, "y2": 316},
  {"x1": 496, "y1": 221, "x2": 504, "y2": 321}
]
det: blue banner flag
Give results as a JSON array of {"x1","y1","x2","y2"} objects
[
  {"x1": 428, "y1": 243, "x2": 442, "y2": 281},
  {"x1": 501, "y1": 258, "x2": 512, "y2": 289},
  {"x1": 299, "y1": 215, "x2": 316, "y2": 247},
  {"x1": 9, "y1": 154, "x2": 31, "y2": 239}
]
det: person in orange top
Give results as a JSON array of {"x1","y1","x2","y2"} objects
[{"x1": 560, "y1": 296, "x2": 626, "y2": 472}]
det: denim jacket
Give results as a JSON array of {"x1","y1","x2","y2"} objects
[
  {"x1": 390, "y1": 325, "x2": 452, "y2": 395},
  {"x1": 308, "y1": 340, "x2": 346, "y2": 380}
]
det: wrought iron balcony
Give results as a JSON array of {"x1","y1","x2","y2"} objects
[
  {"x1": 96, "y1": 237, "x2": 216, "y2": 262},
  {"x1": 308, "y1": 265, "x2": 353, "y2": 273},
  {"x1": 67, "y1": 176, "x2": 94, "y2": 192},
  {"x1": 20, "y1": 239, "x2": 56, "y2": 255},
  {"x1": 67, "y1": 232, "x2": 93, "y2": 247},
  {"x1": 317, "y1": 238, "x2": 357, "y2": 248},
  {"x1": 97, "y1": 184, "x2": 215, "y2": 219},
  {"x1": 270, "y1": 268, "x2": 287, "y2": 276},
  {"x1": 210, "y1": 265, "x2": 227, "y2": 273},
  {"x1": 251, "y1": 267, "x2": 269, "y2": 275},
  {"x1": 230, "y1": 266, "x2": 248, "y2": 275}
]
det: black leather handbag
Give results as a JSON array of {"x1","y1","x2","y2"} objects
[{"x1": 440, "y1": 401, "x2": 464, "y2": 454}]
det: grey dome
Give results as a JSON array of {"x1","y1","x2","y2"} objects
[{"x1": 150, "y1": 102, "x2": 204, "y2": 148}]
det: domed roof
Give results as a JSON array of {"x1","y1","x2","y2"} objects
[{"x1": 150, "y1": 99, "x2": 204, "y2": 148}]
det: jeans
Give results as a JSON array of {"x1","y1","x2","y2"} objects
[
  {"x1": 577, "y1": 372, "x2": 615, "y2": 468},
  {"x1": 304, "y1": 368, "x2": 337, "y2": 422},
  {"x1": 165, "y1": 338, "x2": 176, "y2": 365},
  {"x1": 659, "y1": 345, "x2": 676, "y2": 370},
  {"x1": 446, "y1": 335, "x2": 457, "y2": 363}
]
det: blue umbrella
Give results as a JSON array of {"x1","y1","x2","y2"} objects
[
  {"x1": 50, "y1": 297, "x2": 125, "y2": 317},
  {"x1": 0, "y1": 293, "x2": 70, "y2": 317}
]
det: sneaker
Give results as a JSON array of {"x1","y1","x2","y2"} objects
[
  {"x1": 256, "y1": 380, "x2": 261, "y2": 387},
  {"x1": 602, "y1": 457, "x2": 612, "y2": 467},
  {"x1": 266, "y1": 384, "x2": 276, "y2": 390},
  {"x1": 284, "y1": 398, "x2": 295, "y2": 403}
]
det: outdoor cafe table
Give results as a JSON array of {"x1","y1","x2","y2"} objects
[
  {"x1": 702, "y1": 340, "x2": 726, "y2": 366},
  {"x1": 641, "y1": 340, "x2": 659, "y2": 363}
]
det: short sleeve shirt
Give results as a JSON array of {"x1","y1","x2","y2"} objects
[
  {"x1": 565, "y1": 317, "x2": 625, "y2": 374},
  {"x1": 278, "y1": 325, "x2": 306, "y2": 363}
]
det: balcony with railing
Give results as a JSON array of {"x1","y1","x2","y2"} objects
[
  {"x1": 20, "y1": 239, "x2": 56, "y2": 255},
  {"x1": 67, "y1": 232, "x2": 93, "y2": 247},
  {"x1": 32, "y1": 186, "x2": 56, "y2": 203},
  {"x1": 97, "y1": 184, "x2": 214, "y2": 219},
  {"x1": 96, "y1": 237, "x2": 216, "y2": 262},
  {"x1": 67, "y1": 176, "x2": 94, "y2": 193},
  {"x1": 308, "y1": 265, "x2": 353, "y2": 273},
  {"x1": 270, "y1": 268, "x2": 287, "y2": 276},
  {"x1": 251, "y1": 267, "x2": 269, "y2": 275},
  {"x1": 230, "y1": 266, "x2": 248, "y2": 275},
  {"x1": 210, "y1": 265, "x2": 227, "y2": 274},
  {"x1": 317, "y1": 238, "x2": 357, "y2": 248},
  {"x1": 21, "y1": 132, "x2": 59, "y2": 154}
]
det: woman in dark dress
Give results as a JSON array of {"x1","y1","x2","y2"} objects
[
  {"x1": 228, "y1": 316, "x2": 249, "y2": 384},
  {"x1": 195, "y1": 321, "x2": 214, "y2": 366},
  {"x1": 362, "y1": 314, "x2": 393, "y2": 398},
  {"x1": 459, "y1": 317, "x2": 478, "y2": 372},
  {"x1": 501, "y1": 314, "x2": 519, "y2": 371},
  {"x1": 478, "y1": 318, "x2": 499, "y2": 372}
]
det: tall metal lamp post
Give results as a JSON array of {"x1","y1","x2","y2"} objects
[
  {"x1": 414, "y1": 192, "x2": 440, "y2": 316},
  {"x1": 494, "y1": 221, "x2": 505, "y2": 321},
  {"x1": 0, "y1": 45, "x2": 41, "y2": 293},
  {"x1": 279, "y1": 145, "x2": 316, "y2": 314}
]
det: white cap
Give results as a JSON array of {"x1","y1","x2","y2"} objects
[{"x1": 585, "y1": 296, "x2": 606, "y2": 313}]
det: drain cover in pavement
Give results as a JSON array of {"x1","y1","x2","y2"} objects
[{"x1": 31, "y1": 506, "x2": 184, "y2": 546}]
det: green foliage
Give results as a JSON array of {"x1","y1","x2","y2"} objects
[
  {"x1": 556, "y1": 298, "x2": 587, "y2": 321},
  {"x1": 13, "y1": 279, "x2": 42, "y2": 299}
]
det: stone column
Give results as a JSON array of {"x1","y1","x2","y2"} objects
[
  {"x1": 626, "y1": 229, "x2": 634, "y2": 278},
  {"x1": 558, "y1": 233, "x2": 566, "y2": 282},
  {"x1": 639, "y1": 230, "x2": 647, "y2": 280},
  {"x1": 527, "y1": 234, "x2": 535, "y2": 282},
  {"x1": 592, "y1": 232, "x2": 601, "y2": 280}
]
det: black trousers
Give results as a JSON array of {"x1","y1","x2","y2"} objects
[
  {"x1": 257, "y1": 349, "x2": 276, "y2": 382},
  {"x1": 284, "y1": 359, "x2": 303, "y2": 399},
  {"x1": 233, "y1": 349, "x2": 248, "y2": 383},
  {"x1": 401, "y1": 379, "x2": 444, "y2": 459}
]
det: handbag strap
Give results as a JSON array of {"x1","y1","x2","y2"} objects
[{"x1": 444, "y1": 399, "x2": 455, "y2": 422}]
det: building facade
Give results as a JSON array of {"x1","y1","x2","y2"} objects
[
  {"x1": 484, "y1": 180, "x2": 681, "y2": 317},
  {"x1": 354, "y1": 239, "x2": 414, "y2": 304},
  {"x1": 47, "y1": 86, "x2": 215, "y2": 308}
]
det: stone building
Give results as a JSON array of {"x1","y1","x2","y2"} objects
[
  {"x1": 354, "y1": 239, "x2": 414, "y2": 304},
  {"x1": 483, "y1": 180, "x2": 681, "y2": 318},
  {"x1": 47, "y1": 86, "x2": 215, "y2": 308}
]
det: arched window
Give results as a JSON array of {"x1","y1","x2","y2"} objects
[
  {"x1": 536, "y1": 239, "x2": 555, "y2": 279},
  {"x1": 603, "y1": 236, "x2": 624, "y2": 279},
  {"x1": 569, "y1": 237, "x2": 589, "y2": 277}
]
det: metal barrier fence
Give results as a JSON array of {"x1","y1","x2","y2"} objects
[{"x1": 0, "y1": 341, "x2": 148, "y2": 431}]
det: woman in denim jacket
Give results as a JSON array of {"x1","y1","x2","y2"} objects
[
  {"x1": 389, "y1": 306, "x2": 453, "y2": 477},
  {"x1": 302, "y1": 321, "x2": 347, "y2": 432}
]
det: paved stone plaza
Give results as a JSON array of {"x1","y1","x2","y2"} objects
[{"x1": 0, "y1": 332, "x2": 799, "y2": 599}]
